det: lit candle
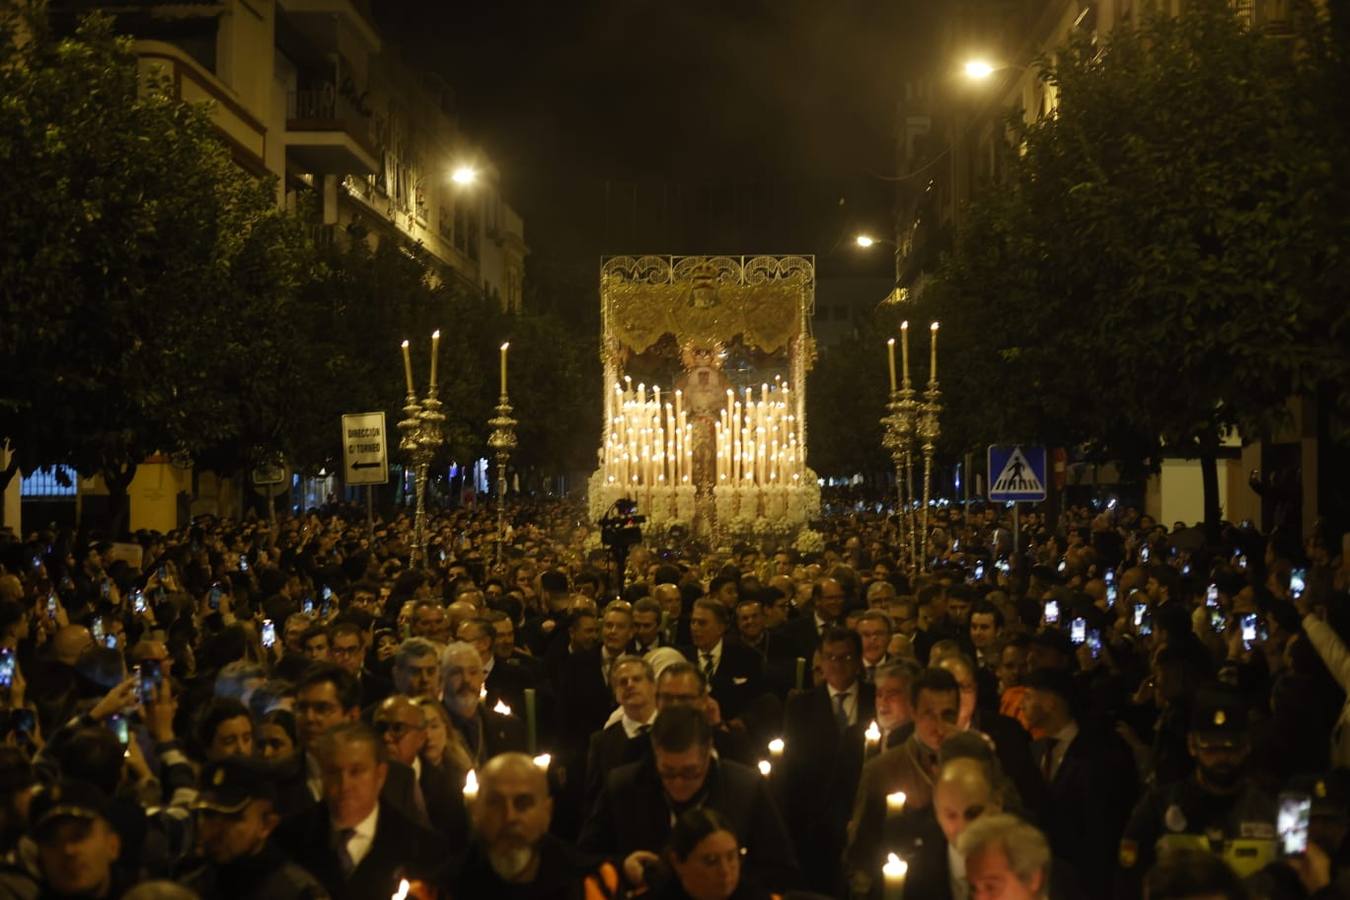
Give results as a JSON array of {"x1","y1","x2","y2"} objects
[
  {"x1": 887, "y1": 338, "x2": 897, "y2": 392},
  {"x1": 393, "y1": 879, "x2": 410, "y2": 900},
  {"x1": 901, "y1": 321, "x2": 910, "y2": 386},
  {"x1": 429, "y1": 330, "x2": 440, "y2": 391},
  {"x1": 400, "y1": 340, "x2": 415, "y2": 395},
  {"x1": 758, "y1": 759, "x2": 772, "y2": 777},
  {"x1": 768, "y1": 738, "x2": 785, "y2": 759},
  {"x1": 886, "y1": 791, "x2": 907, "y2": 816},
  {"x1": 929, "y1": 321, "x2": 939, "y2": 381},
  {"x1": 865, "y1": 720, "x2": 881, "y2": 750},
  {"x1": 533, "y1": 753, "x2": 551, "y2": 769},
  {"x1": 499, "y1": 342, "x2": 510, "y2": 395},
  {"x1": 463, "y1": 769, "x2": 479, "y2": 803},
  {"x1": 493, "y1": 698, "x2": 512, "y2": 716},
  {"x1": 883, "y1": 853, "x2": 908, "y2": 900}
]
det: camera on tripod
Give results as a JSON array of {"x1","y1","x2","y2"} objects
[{"x1": 599, "y1": 499, "x2": 646, "y2": 550}]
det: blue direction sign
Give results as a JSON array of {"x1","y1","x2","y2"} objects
[{"x1": 987, "y1": 445, "x2": 1048, "y2": 502}]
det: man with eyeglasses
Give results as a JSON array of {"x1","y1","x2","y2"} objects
[
  {"x1": 578, "y1": 705, "x2": 800, "y2": 892},
  {"x1": 328, "y1": 620, "x2": 391, "y2": 709},
  {"x1": 654, "y1": 662, "x2": 755, "y2": 765},
  {"x1": 288, "y1": 663, "x2": 429, "y2": 829},
  {"x1": 373, "y1": 694, "x2": 465, "y2": 845},
  {"x1": 779, "y1": 626, "x2": 877, "y2": 894}
]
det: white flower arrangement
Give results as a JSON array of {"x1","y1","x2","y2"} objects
[{"x1": 793, "y1": 528, "x2": 825, "y2": 554}]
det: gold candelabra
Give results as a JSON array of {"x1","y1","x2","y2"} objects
[
  {"x1": 917, "y1": 376, "x2": 942, "y2": 572},
  {"x1": 882, "y1": 384, "x2": 921, "y2": 574},
  {"x1": 397, "y1": 387, "x2": 446, "y2": 569},
  {"x1": 487, "y1": 394, "x2": 517, "y2": 568}
]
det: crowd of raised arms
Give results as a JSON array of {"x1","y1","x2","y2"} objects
[{"x1": 0, "y1": 493, "x2": 1347, "y2": 900}]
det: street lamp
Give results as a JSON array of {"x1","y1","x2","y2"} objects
[
  {"x1": 855, "y1": 234, "x2": 878, "y2": 248},
  {"x1": 451, "y1": 165, "x2": 478, "y2": 186},
  {"x1": 963, "y1": 59, "x2": 996, "y2": 80}
]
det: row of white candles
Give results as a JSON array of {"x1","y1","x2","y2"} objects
[
  {"x1": 715, "y1": 380, "x2": 802, "y2": 486},
  {"x1": 400, "y1": 334, "x2": 513, "y2": 396},
  {"x1": 603, "y1": 381, "x2": 694, "y2": 486},
  {"x1": 600, "y1": 377, "x2": 805, "y2": 488},
  {"x1": 885, "y1": 320, "x2": 940, "y2": 393}
]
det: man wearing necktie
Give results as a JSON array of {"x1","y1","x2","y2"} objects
[
  {"x1": 272, "y1": 723, "x2": 446, "y2": 899},
  {"x1": 778, "y1": 626, "x2": 877, "y2": 894}
]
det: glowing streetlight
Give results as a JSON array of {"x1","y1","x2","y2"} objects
[
  {"x1": 451, "y1": 165, "x2": 478, "y2": 186},
  {"x1": 855, "y1": 234, "x2": 877, "y2": 248},
  {"x1": 963, "y1": 59, "x2": 996, "y2": 80}
]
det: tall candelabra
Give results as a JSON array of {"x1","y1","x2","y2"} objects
[
  {"x1": 917, "y1": 376, "x2": 942, "y2": 572},
  {"x1": 397, "y1": 388, "x2": 446, "y2": 568},
  {"x1": 882, "y1": 384, "x2": 921, "y2": 574},
  {"x1": 487, "y1": 393, "x2": 517, "y2": 568}
]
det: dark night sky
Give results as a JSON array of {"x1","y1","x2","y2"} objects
[{"x1": 376, "y1": 1, "x2": 940, "y2": 277}]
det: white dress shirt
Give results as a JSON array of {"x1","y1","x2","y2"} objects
[
  {"x1": 699, "y1": 639, "x2": 723, "y2": 677},
  {"x1": 338, "y1": 804, "x2": 380, "y2": 870},
  {"x1": 621, "y1": 709, "x2": 658, "y2": 739},
  {"x1": 948, "y1": 842, "x2": 969, "y2": 900},
  {"x1": 828, "y1": 682, "x2": 859, "y2": 726}
]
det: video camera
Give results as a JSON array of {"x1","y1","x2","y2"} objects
[{"x1": 599, "y1": 499, "x2": 646, "y2": 551}]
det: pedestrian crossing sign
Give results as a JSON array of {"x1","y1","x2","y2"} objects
[{"x1": 987, "y1": 445, "x2": 1047, "y2": 502}]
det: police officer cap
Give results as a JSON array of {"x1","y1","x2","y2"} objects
[
  {"x1": 1189, "y1": 687, "x2": 1248, "y2": 740},
  {"x1": 193, "y1": 757, "x2": 278, "y2": 814},
  {"x1": 29, "y1": 779, "x2": 113, "y2": 839}
]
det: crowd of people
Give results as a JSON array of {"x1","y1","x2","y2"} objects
[{"x1": 0, "y1": 494, "x2": 1346, "y2": 900}]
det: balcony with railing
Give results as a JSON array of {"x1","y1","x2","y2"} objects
[{"x1": 285, "y1": 83, "x2": 379, "y2": 176}]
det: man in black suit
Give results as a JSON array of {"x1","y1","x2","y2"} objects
[
  {"x1": 287, "y1": 662, "x2": 424, "y2": 824},
  {"x1": 578, "y1": 706, "x2": 801, "y2": 892},
  {"x1": 901, "y1": 754, "x2": 1006, "y2": 900},
  {"x1": 557, "y1": 603, "x2": 634, "y2": 748},
  {"x1": 937, "y1": 653, "x2": 1045, "y2": 818},
  {"x1": 457, "y1": 616, "x2": 533, "y2": 715},
  {"x1": 772, "y1": 577, "x2": 846, "y2": 665},
  {"x1": 441, "y1": 642, "x2": 527, "y2": 768},
  {"x1": 372, "y1": 694, "x2": 467, "y2": 846},
  {"x1": 582, "y1": 655, "x2": 658, "y2": 819},
  {"x1": 682, "y1": 598, "x2": 765, "y2": 724},
  {"x1": 1023, "y1": 667, "x2": 1136, "y2": 898},
  {"x1": 272, "y1": 722, "x2": 446, "y2": 899},
  {"x1": 652, "y1": 583, "x2": 689, "y2": 647},
  {"x1": 328, "y1": 621, "x2": 392, "y2": 709},
  {"x1": 779, "y1": 625, "x2": 877, "y2": 894},
  {"x1": 631, "y1": 597, "x2": 667, "y2": 654}
]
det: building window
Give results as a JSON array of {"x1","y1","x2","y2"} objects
[{"x1": 21, "y1": 466, "x2": 78, "y2": 498}]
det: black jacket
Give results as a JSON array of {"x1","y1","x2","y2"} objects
[
  {"x1": 579, "y1": 755, "x2": 801, "y2": 892},
  {"x1": 680, "y1": 641, "x2": 766, "y2": 723},
  {"x1": 272, "y1": 800, "x2": 447, "y2": 900}
]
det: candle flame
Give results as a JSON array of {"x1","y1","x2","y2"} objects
[
  {"x1": 884, "y1": 853, "x2": 908, "y2": 878},
  {"x1": 768, "y1": 738, "x2": 785, "y2": 754},
  {"x1": 865, "y1": 720, "x2": 881, "y2": 743},
  {"x1": 479, "y1": 684, "x2": 487, "y2": 701},
  {"x1": 463, "y1": 769, "x2": 478, "y2": 794},
  {"x1": 757, "y1": 759, "x2": 772, "y2": 776},
  {"x1": 493, "y1": 699, "x2": 512, "y2": 716},
  {"x1": 393, "y1": 879, "x2": 410, "y2": 900},
  {"x1": 432, "y1": 329, "x2": 440, "y2": 339},
  {"x1": 901, "y1": 320, "x2": 909, "y2": 330},
  {"x1": 886, "y1": 790, "x2": 907, "y2": 811},
  {"x1": 887, "y1": 337, "x2": 895, "y2": 346},
  {"x1": 500, "y1": 341, "x2": 510, "y2": 350},
  {"x1": 401, "y1": 339, "x2": 410, "y2": 348},
  {"x1": 930, "y1": 321, "x2": 940, "y2": 331}
]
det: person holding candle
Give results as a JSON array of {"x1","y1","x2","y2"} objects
[{"x1": 454, "y1": 752, "x2": 615, "y2": 896}]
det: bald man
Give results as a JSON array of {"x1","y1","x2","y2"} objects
[
  {"x1": 915, "y1": 758, "x2": 1005, "y2": 900},
  {"x1": 455, "y1": 753, "x2": 611, "y2": 894},
  {"x1": 52, "y1": 625, "x2": 94, "y2": 666}
]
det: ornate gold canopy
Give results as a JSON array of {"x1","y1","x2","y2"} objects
[{"x1": 601, "y1": 255, "x2": 815, "y2": 355}]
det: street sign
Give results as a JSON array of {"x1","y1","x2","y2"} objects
[
  {"x1": 987, "y1": 445, "x2": 1047, "y2": 502},
  {"x1": 251, "y1": 461, "x2": 286, "y2": 486},
  {"x1": 342, "y1": 412, "x2": 389, "y2": 486}
]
